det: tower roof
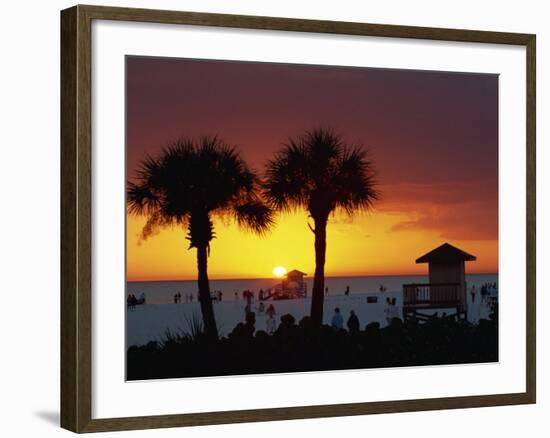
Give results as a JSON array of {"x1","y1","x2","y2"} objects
[
  {"x1": 416, "y1": 243, "x2": 476, "y2": 264},
  {"x1": 286, "y1": 269, "x2": 307, "y2": 276}
]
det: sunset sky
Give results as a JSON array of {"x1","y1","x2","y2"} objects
[{"x1": 126, "y1": 56, "x2": 498, "y2": 281}]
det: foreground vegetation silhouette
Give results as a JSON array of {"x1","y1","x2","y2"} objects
[
  {"x1": 127, "y1": 137, "x2": 273, "y2": 339},
  {"x1": 127, "y1": 305, "x2": 498, "y2": 381}
]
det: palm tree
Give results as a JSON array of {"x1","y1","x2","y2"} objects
[
  {"x1": 127, "y1": 137, "x2": 273, "y2": 339},
  {"x1": 264, "y1": 128, "x2": 378, "y2": 326}
]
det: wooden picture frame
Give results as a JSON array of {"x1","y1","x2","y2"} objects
[{"x1": 61, "y1": 4, "x2": 536, "y2": 433}]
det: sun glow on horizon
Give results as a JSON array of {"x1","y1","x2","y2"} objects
[
  {"x1": 126, "y1": 209, "x2": 498, "y2": 282},
  {"x1": 273, "y1": 266, "x2": 287, "y2": 278}
]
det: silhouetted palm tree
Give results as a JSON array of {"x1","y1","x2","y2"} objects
[
  {"x1": 128, "y1": 137, "x2": 273, "y2": 339},
  {"x1": 264, "y1": 128, "x2": 378, "y2": 326}
]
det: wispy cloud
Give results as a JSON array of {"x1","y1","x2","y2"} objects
[{"x1": 378, "y1": 180, "x2": 498, "y2": 240}]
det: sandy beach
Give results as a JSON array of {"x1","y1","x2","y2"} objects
[{"x1": 127, "y1": 289, "x2": 494, "y2": 347}]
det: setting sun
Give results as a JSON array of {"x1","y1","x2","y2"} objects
[{"x1": 273, "y1": 266, "x2": 287, "y2": 278}]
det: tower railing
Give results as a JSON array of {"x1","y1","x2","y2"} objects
[{"x1": 403, "y1": 282, "x2": 461, "y2": 307}]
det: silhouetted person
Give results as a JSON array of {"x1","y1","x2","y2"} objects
[
  {"x1": 384, "y1": 297, "x2": 392, "y2": 325},
  {"x1": 245, "y1": 311, "x2": 256, "y2": 328},
  {"x1": 347, "y1": 310, "x2": 359, "y2": 332},
  {"x1": 331, "y1": 307, "x2": 343, "y2": 329},
  {"x1": 127, "y1": 294, "x2": 136, "y2": 310},
  {"x1": 471, "y1": 285, "x2": 477, "y2": 303},
  {"x1": 481, "y1": 284, "x2": 488, "y2": 303},
  {"x1": 344, "y1": 285, "x2": 350, "y2": 296},
  {"x1": 390, "y1": 297, "x2": 400, "y2": 321},
  {"x1": 266, "y1": 304, "x2": 276, "y2": 334},
  {"x1": 325, "y1": 286, "x2": 329, "y2": 296}
]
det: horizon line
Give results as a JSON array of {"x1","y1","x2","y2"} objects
[{"x1": 127, "y1": 272, "x2": 499, "y2": 283}]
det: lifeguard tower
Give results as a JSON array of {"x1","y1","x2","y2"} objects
[
  {"x1": 275, "y1": 269, "x2": 307, "y2": 300},
  {"x1": 403, "y1": 243, "x2": 476, "y2": 320}
]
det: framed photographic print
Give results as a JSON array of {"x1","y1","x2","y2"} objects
[{"x1": 60, "y1": 4, "x2": 536, "y2": 433}]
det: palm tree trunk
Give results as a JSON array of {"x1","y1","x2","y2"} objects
[
  {"x1": 310, "y1": 217, "x2": 327, "y2": 326},
  {"x1": 196, "y1": 243, "x2": 218, "y2": 340}
]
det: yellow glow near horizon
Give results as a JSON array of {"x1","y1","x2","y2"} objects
[
  {"x1": 126, "y1": 209, "x2": 498, "y2": 282},
  {"x1": 273, "y1": 266, "x2": 287, "y2": 278}
]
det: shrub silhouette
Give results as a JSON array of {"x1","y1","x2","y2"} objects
[{"x1": 127, "y1": 312, "x2": 498, "y2": 380}]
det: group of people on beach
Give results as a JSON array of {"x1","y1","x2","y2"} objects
[
  {"x1": 169, "y1": 288, "x2": 273, "y2": 307},
  {"x1": 127, "y1": 292, "x2": 146, "y2": 310},
  {"x1": 331, "y1": 307, "x2": 360, "y2": 332},
  {"x1": 237, "y1": 294, "x2": 401, "y2": 335},
  {"x1": 171, "y1": 284, "x2": 366, "y2": 306},
  {"x1": 241, "y1": 289, "x2": 255, "y2": 302},
  {"x1": 211, "y1": 290, "x2": 223, "y2": 302},
  {"x1": 173, "y1": 290, "x2": 225, "y2": 304},
  {"x1": 243, "y1": 299, "x2": 277, "y2": 334},
  {"x1": 469, "y1": 282, "x2": 498, "y2": 303},
  {"x1": 173, "y1": 292, "x2": 193, "y2": 303},
  {"x1": 324, "y1": 285, "x2": 351, "y2": 296},
  {"x1": 245, "y1": 303, "x2": 363, "y2": 335}
]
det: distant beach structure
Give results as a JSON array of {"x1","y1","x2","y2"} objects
[
  {"x1": 403, "y1": 242, "x2": 477, "y2": 321},
  {"x1": 277, "y1": 269, "x2": 308, "y2": 300},
  {"x1": 259, "y1": 269, "x2": 308, "y2": 300}
]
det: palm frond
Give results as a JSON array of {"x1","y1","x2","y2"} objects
[
  {"x1": 263, "y1": 139, "x2": 310, "y2": 212},
  {"x1": 127, "y1": 182, "x2": 161, "y2": 216},
  {"x1": 333, "y1": 145, "x2": 379, "y2": 216},
  {"x1": 234, "y1": 200, "x2": 274, "y2": 235},
  {"x1": 127, "y1": 135, "x2": 274, "y2": 243},
  {"x1": 139, "y1": 211, "x2": 174, "y2": 242},
  {"x1": 265, "y1": 127, "x2": 379, "y2": 219}
]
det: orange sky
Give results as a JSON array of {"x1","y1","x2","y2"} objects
[
  {"x1": 126, "y1": 183, "x2": 498, "y2": 281},
  {"x1": 126, "y1": 57, "x2": 498, "y2": 281}
]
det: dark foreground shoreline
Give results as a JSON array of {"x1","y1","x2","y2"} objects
[{"x1": 127, "y1": 306, "x2": 498, "y2": 381}]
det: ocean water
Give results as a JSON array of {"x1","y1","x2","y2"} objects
[{"x1": 127, "y1": 273, "x2": 498, "y2": 305}]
